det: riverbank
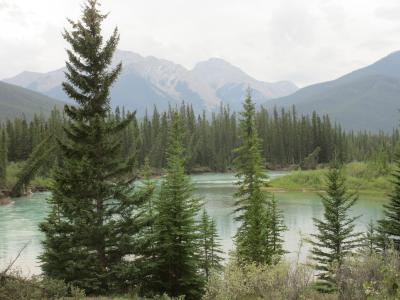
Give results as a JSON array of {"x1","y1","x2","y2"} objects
[
  {"x1": 3, "y1": 161, "x2": 394, "y2": 197},
  {"x1": 269, "y1": 161, "x2": 393, "y2": 195},
  {"x1": 0, "y1": 196, "x2": 13, "y2": 205}
]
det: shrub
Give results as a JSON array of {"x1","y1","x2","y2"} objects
[
  {"x1": 203, "y1": 250, "x2": 400, "y2": 300},
  {"x1": 0, "y1": 270, "x2": 70, "y2": 300},
  {"x1": 203, "y1": 260, "x2": 331, "y2": 300}
]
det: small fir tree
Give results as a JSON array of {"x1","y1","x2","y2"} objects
[
  {"x1": 364, "y1": 220, "x2": 380, "y2": 255},
  {"x1": 269, "y1": 194, "x2": 287, "y2": 260},
  {"x1": 309, "y1": 162, "x2": 362, "y2": 292},
  {"x1": 378, "y1": 151, "x2": 400, "y2": 250},
  {"x1": 0, "y1": 129, "x2": 7, "y2": 189},
  {"x1": 151, "y1": 112, "x2": 204, "y2": 299},
  {"x1": 199, "y1": 209, "x2": 224, "y2": 279}
]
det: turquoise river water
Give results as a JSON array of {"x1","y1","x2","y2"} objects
[{"x1": 0, "y1": 172, "x2": 387, "y2": 274}]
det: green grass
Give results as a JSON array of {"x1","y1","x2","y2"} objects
[
  {"x1": 269, "y1": 161, "x2": 393, "y2": 195},
  {"x1": 4, "y1": 162, "x2": 52, "y2": 191}
]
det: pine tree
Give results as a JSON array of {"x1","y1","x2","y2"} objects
[
  {"x1": 269, "y1": 194, "x2": 287, "y2": 260},
  {"x1": 364, "y1": 220, "x2": 380, "y2": 255},
  {"x1": 378, "y1": 151, "x2": 400, "y2": 250},
  {"x1": 309, "y1": 162, "x2": 362, "y2": 292},
  {"x1": 233, "y1": 91, "x2": 275, "y2": 265},
  {"x1": 151, "y1": 112, "x2": 204, "y2": 299},
  {"x1": 199, "y1": 209, "x2": 224, "y2": 279},
  {"x1": 39, "y1": 0, "x2": 143, "y2": 293},
  {"x1": 128, "y1": 157, "x2": 157, "y2": 292},
  {"x1": 0, "y1": 129, "x2": 7, "y2": 189}
]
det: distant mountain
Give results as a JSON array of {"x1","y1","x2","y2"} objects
[
  {"x1": 4, "y1": 50, "x2": 298, "y2": 114},
  {"x1": 267, "y1": 51, "x2": 400, "y2": 131},
  {"x1": 192, "y1": 58, "x2": 298, "y2": 109},
  {"x1": 0, "y1": 81, "x2": 65, "y2": 121},
  {"x1": 191, "y1": 58, "x2": 297, "y2": 110}
]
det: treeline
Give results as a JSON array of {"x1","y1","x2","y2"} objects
[{"x1": 0, "y1": 104, "x2": 399, "y2": 183}]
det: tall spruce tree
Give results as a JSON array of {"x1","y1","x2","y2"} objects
[
  {"x1": 309, "y1": 162, "x2": 362, "y2": 292},
  {"x1": 0, "y1": 129, "x2": 7, "y2": 189},
  {"x1": 151, "y1": 112, "x2": 204, "y2": 299},
  {"x1": 39, "y1": 0, "x2": 144, "y2": 293},
  {"x1": 233, "y1": 91, "x2": 281, "y2": 265},
  {"x1": 378, "y1": 151, "x2": 400, "y2": 250},
  {"x1": 199, "y1": 209, "x2": 224, "y2": 279}
]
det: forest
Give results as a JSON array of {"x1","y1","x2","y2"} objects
[
  {"x1": 0, "y1": 104, "x2": 399, "y2": 193},
  {"x1": 1, "y1": 1, "x2": 400, "y2": 300}
]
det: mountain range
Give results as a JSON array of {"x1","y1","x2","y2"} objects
[
  {"x1": 3, "y1": 50, "x2": 297, "y2": 114},
  {"x1": 1, "y1": 49, "x2": 400, "y2": 131},
  {"x1": 266, "y1": 51, "x2": 400, "y2": 131}
]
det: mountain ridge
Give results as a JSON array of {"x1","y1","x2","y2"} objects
[
  {"x1": 0, "y1": 81, "x2": 66, "y2": 121},
  {"x1": 266, "y1": 51, "x2": 400, "y2": 131},
  {"x1": 3, "y1": 49, "x2": 298, "y2": 114}
]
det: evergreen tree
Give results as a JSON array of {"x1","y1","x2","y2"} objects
[
  {"x1": 39, "y1": 0, "x2": 143, "y2": 293},
  {"x1": 309, "y1": 162, "x2": 362, "y2": 292},
  {"x1": 233, "y1": 91, "x2": 274, "y2": 265},
  {"x1": 199, "y1": 209, "x2": 224, "y2": 279},
  {"x1": 151, "y1": 113, "x2": 204, "y2": 299},
  {"x1": 378, "y1": 151, "x2": 400, "y2": 250},
  {"x1": 364, "y1": 220, "x2": 380, "y2": 255},
  {"x1": 269, "y1": 194, "x2": 287, "y2": 260},
  {"x1": 127, "y1": 157, "x2": 157, "y2": 293},
  {"x1": 0, "y1": 129, "x2": 7, "y2": 188}
]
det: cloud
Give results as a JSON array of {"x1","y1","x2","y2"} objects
[
  {"x1": 375, "y1": 4, "x2": 400, "y2": 21},
  {"x1": 0, "y1": 0, "x2": 400, "y2": 87}
]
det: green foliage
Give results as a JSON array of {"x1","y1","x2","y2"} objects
[
  {"x1": 308, "y1": 162, "x2": 363, "y2": 292},
  {"x1": 199, "y1": 209, "x2": 224, "y2": 279},
  {"x1": 378, "y1": 151, "x2": 400, "y2": 250},
  {"x1": 39, "y1": 1, "x2": 149, "y2": 294},
  {"x1": 150, "y1": 113, "x2": 204, "y2": 299}
]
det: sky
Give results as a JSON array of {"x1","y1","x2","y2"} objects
[{"x1": 0, "y1": 0, "x2": 399, "y2": 87}]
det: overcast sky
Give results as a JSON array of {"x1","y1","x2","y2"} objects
[{"x1": 0, "y1": 0, "x2": 399, "y2": 87}]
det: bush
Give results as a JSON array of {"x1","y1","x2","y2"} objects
[
  {"x1": 0, "y1": 270, "x2": 70, "y2": 300},
  {"x1": 203, "y1": 250, "x2": 400, "y2": 300},
  {"x1": 337, "y1": 250, "x2": 400, "y2": 299},
  {"x1": 203, "y1": 260, "x2": 333, "y2": 300}
]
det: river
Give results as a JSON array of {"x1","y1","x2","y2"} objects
[{"x1": 0, "y1": 171, "x2": 387, "y2": 274}]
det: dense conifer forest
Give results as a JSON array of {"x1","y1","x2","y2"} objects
[{"x1": 0, "y1": 103, "x2": 399, "y2": 188}]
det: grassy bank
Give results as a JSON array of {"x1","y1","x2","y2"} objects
[
  {"x1": 4, "y1": 162, "x2": 53, "y2": 192},
  {"x1": 269, "y1": 161, "x2": 393, "y2": 195}
]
